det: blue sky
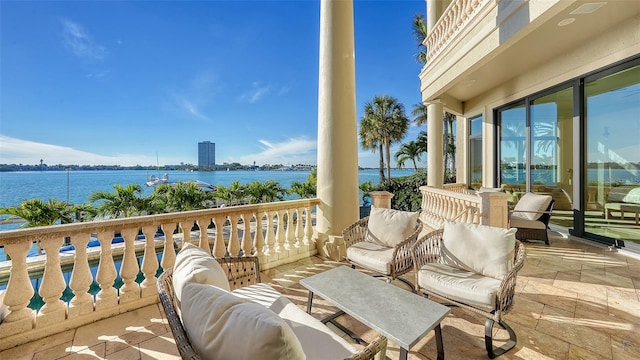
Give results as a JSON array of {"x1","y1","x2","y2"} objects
[{"x1": 0, "y1": 0, "x2": 427, "y2": 168}]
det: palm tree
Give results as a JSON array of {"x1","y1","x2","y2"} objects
[
  {"x1": 443, "y1": 112, "x2": 456, "y2": 176},
  {"x1": 246, "y1": 180, "x2": 288, "y2": 204},
  {"x1": 413, "y1": 14, "x2": 428, "y2": 65},
  {"x1": 152, "y1": 182, "x2": 209, "y2": 212},
  {"x1": 290, "y1": 169, "x2": 317, "y2": 199},
  {"x1": 88, "y1": 184, "x2": 146, "y2": 218},
  {"x1": 360, "y1": 114, "x2": 385, "y2": 183},
  {"x1": 395, "y1": 141, "x2": 423, "y2": 170},
  {"x1": 0, "y1": 198, "x2": 74, "y2": 228},
  {"x1": 412, "y1": 103, "x2": 428, "y2": 126},
  {"x1": 360, "y1": 95, "x2": 410, "y2": 182}
]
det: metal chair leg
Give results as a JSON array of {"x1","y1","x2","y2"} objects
[{"x1": 485, "y1": 318, "x2": 517, "y2": 358}]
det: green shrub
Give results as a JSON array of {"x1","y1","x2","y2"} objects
[{"x1": 375, "y1": 170, "x2": 427, "y2": 212}]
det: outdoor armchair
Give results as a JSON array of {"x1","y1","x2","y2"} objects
[
  {"x1": 411, "y1": 222, "x2": 526, "y2": 358},
  {"x1": 343, "y1": 207, "x2": 423, "y2": 291},
  {"x1": 509, "y1": 193, "x2": 555, "y2": 245}
]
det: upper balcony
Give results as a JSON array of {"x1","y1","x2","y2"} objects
[{"x1": 419, "y1": 0, "x2": 640, "y2": 110}]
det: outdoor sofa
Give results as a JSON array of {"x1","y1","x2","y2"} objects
[{"x1": 157, "y1": 243, "x2": 387, "y2": 360}]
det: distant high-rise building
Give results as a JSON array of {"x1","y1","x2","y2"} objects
[{"x1": 198, "y1": 141, "x2": 216, "y2": 168}]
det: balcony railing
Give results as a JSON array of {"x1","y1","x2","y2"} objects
[
  {"x1": 0, "y1": 198, "x2": 319, "y2": 351},
  {"x1": 423, "y1": 0, "x2": 490, "y2": 66}
]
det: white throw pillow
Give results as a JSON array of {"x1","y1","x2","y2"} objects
[
  {"x1": 365, "y1": 206, "x2": 419, "y2": 247},
  {"x1": 512, "y1": 193, "x2": 552, "y2": 221},
  {"x1": 181, "y1": 283, "x2": 306, "y2": 360},
  {"x1": 172, "y1": 243, "x2": 230, "y2": 305},
  {"x1": 442, "y1": 221, "x2": 516, "y2": 279}
]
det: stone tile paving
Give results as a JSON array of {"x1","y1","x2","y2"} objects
[{"x1": 1, "y1": 232, "x2": 638, "y2": 359}]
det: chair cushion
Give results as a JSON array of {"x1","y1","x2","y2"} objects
[
  {"x1": 346, "y1": 241, "x2": 394, "y2": 275},
  {"x1": 172, "y1": 243, "x2": 230, "y2": 305},
  {"x1": 442, "y1": 222, "x2": 516, "y2": 279},
  {"x1": 512, "y1": 193, "x2": 552, "y2": 221},
  {"x1": 366, "y1": 206, "x2": 419, "y2": 247},
  {"x1": 233, "y1": 283, "x2": 356, "y2": 360},
  {"x1": 417, "y1": 263, "x2": 502, "y2": 311},
  {"x1": 181, "y1": 283, "x2": 306, "y2": 360},
  {"x1": 509, "y1": 217, "x2": 547, "y2": 230}
]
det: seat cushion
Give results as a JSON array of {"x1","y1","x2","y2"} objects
[
  {"x1": 181, "y1": 283, "x2": 306, "y2": 360},
  {"x1": 509, "y1": 217, "x2": 547, "y2": 230},
  {"x1": 442, "y1": 222, "x2": 516, "y2": 279},
  {"x1": 417, "y1": 263, "x2": 502, "y2": 311},
  {"x1": 172, "y1": 243, "x2": 230, "y2": 306},
  {"x1": 346, "y1": 241, "x2": 394, "y2": 275},
  {"x1": 233, "y1": 283, "x2": 356, "y2": 360},
  {"x1": 512, "y1": 193, "x2": 552, "y2": 221},
  {"x1": 366, "y1": 206, "x2": 419, "y2": 247}
]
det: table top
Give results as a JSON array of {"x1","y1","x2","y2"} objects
[{"x1": 299, "y1": 265, "x2": 450, "y2": 349}]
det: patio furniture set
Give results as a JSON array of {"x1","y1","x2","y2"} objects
[{"x1": 158, "y1": 194, "x2": 545, "y2": 359}]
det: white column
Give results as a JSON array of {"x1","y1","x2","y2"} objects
[
  {"x1": 428, "y1": 101, "x2": 444, "y2": 187},
  {"x1": 426, "y1": 0, "x2": 445, "y2": 32},
  {"x1": 317, "y1": 0, "x2": 359, "y2": 242}
]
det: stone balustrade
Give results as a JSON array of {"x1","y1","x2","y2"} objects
[
  {"x1": 0, "y1": 198, "x2": 319, "y2": 350},
  {"x1": 420, "y1": 185, "x2": 509, "y2": 233},
  {"x1": 423, "y1": 0, "x2": 488, "y2": 66}
]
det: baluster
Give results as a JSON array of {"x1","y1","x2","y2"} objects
[
  {"x1": 161, "y1": 222, "x2": 177, "y2": 270},
  {"x1": 265, "y1": 211, "x2": 277, "y2": 253},
  {"x1": 240, "y1": 213, "x2": 252, "y2": 256},
  {"x1": 212, "y1": 215, "x2": 227, "y2": 258},
  {"x1": 254, "y1": 212, "x2": 266, "y2": 255},
  {"x1": 140, "y1": 225, "x2": 159, "y2": 297},
  {"x1": 285, "y1": 209, "x2": 295, "y2": 249},
  {"x1": 68, "y1": 233, "x2": 93, "y2": 318},
  {"x1": 36, "y1": 235, "x2": 67, "y2": 327},
  {"x1": 303, "y1": 206, "x2": 313, "y2": 246},
  {"x1": 0, "y1": 240, "x2": 35, "y2": 336},
  {"x1": 274, "y1": 210, "x2": 286, "y2": 252},
  {"x1": 197, "y1": 217, "x2": 211, "y2": 252},
  {"x1": 179, "y1": 221, "x2": 192, "y2": 247},
  {"x1": 118, "y1": 228, "x2": 140, "y2": 304},
  {"x1": 295, "y1": 207, "x2": 304, "y2": 248},
  {"x1": 95, "y1": 230, "x2": 118, "y2": 311},
  {"x1": 228, "y1": 214, "x2": 242, "y2": 257}
]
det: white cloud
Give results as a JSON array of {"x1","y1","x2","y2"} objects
[
  {"x1": 171, "y1": 71, "x2": 219, "y2": 120},
  {"x1": 0, "y1": 135, "x2": 176, "y2": 166},
  {"x1": 239, "y1": 82, "x2": 270, "y2": 104},
  {"x1": 61, "y1": 19, "x2": 108, "y2": 61},
  {"x1": 231, "y1": 137, "x2": 317, "y2": 165}
]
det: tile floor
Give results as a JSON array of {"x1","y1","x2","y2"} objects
[{"x1": 1, "y1": 231, "x2": 639, "y2": 360}]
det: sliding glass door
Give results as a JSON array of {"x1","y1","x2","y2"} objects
[{"x1": 584, "y1": 64, "x2": 640, "y2": 249}]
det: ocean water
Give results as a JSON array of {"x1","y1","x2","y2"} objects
[{"x1": 0, "y1": 168, "x2": 416, "y2": 227}]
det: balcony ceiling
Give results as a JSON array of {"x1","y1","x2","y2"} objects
[{"x1": 445, "y1": 0, "x2": 640, "y2": 103}]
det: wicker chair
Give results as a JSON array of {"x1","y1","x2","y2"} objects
[
  {"x1": 411, "y1": 228, "x2": 526, "y2": 358},
  {"x1": 157, "y1": 256, "x2": 387, "y2": 360},
  {"x1": 510, "y1": 196, "x2": 555, "y2": 245},
  {"x1": 343, "y1": 216, "x2": 423, "y2": 291}
]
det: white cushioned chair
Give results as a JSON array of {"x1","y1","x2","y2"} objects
[
  {"x1": 411, "y1": 222, "x2": 526, "y2": 358},
  {"x1": 509, "y1": 192, "x2": 554, "y2": 245},
  {"x1": 158, "y1": 244, "x2": 388, "y2": 360},
  {"x1": 343, "y1": 207, "x2": 423, "y2": 291}
]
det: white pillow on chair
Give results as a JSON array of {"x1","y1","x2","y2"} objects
[
  {"x1": 365, "y1": 206, "x2": 419, "y2": 247},
  {"x1": 512, "y1": 193, "x2": 552, "y2": 221},
  {"x1": 441, "y1": 221, "x2": 516, "y2": 279},
  {"x1": 172, "y1": 243, "x2": 230, "y2": 305},
  {"x1": 181, "y1": 283, "x2": 306, "y2": 360}
]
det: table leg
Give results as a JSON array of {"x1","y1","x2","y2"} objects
[
  {"x1": 399, "y1": 347, "x2": 408, "y2": 360},
  {"x1": 306, "y1": 291, "x2": 314, "y2": 314},
  {"x1": 435, "y1": 323, "x2": 445, "y2": 360}
]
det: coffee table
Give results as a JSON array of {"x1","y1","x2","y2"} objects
[{"x1": 300, "y1": 266, "x2": 450, "y2": 360}]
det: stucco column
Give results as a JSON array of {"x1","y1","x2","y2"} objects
[
  {"x1": 426, "y1": 0, "x2": 443, "y2": 32},
  {"x1": 427, "y1": 101, "x2": 444, "y2": 187},
  {"x1": 316, "y1": 0, "x2": 359, "y2": 255}
]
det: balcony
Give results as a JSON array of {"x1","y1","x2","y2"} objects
[{"x1": 1, "y1": 195, "x2": 638, "y2": 359}]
